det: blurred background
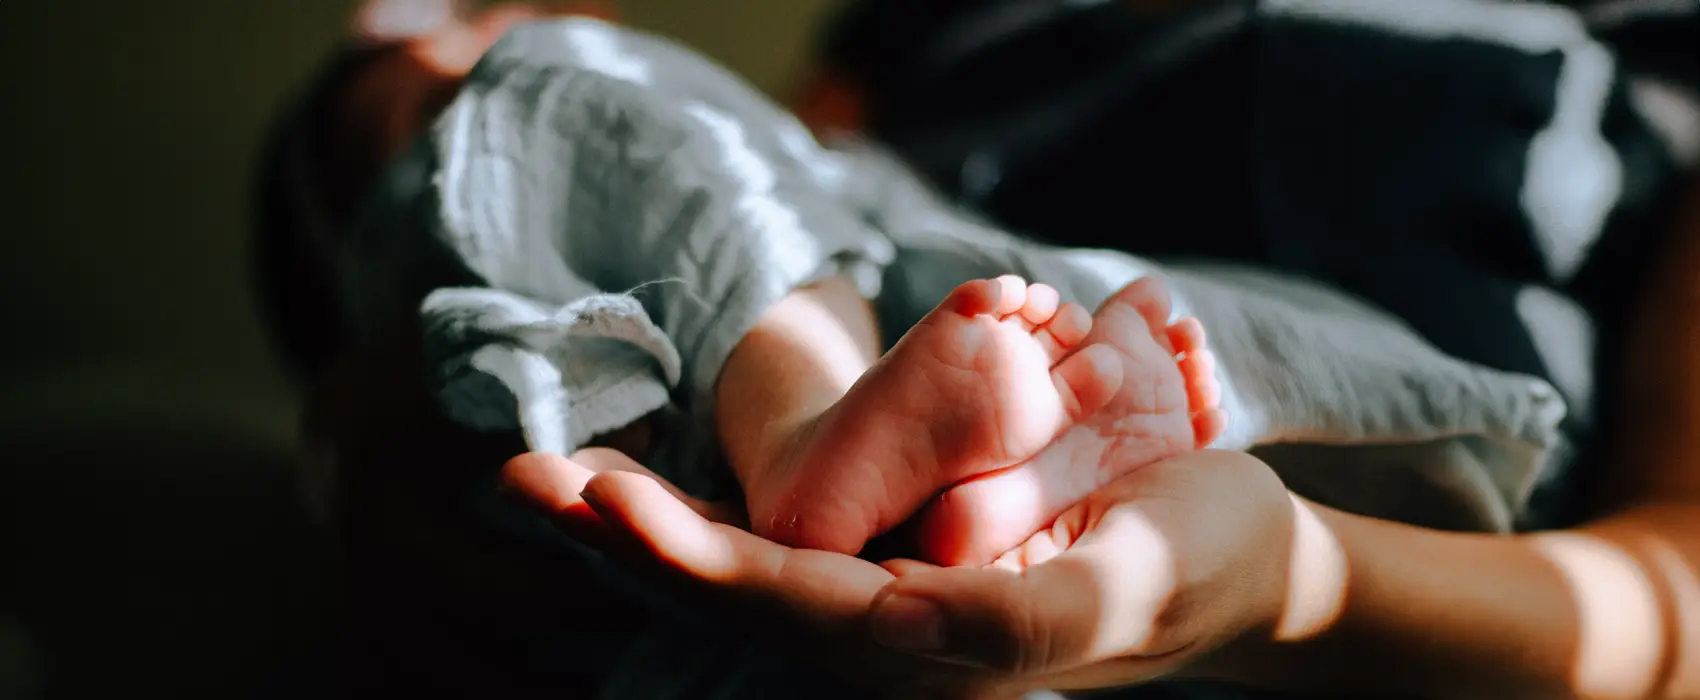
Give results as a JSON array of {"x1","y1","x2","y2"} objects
[{"x1": 0, "y1": 1, "x2": 836, "y2": 697}]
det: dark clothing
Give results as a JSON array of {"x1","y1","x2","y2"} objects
[{"x1": 825, "y1": 0, "x2": 1699, "y2": 530}]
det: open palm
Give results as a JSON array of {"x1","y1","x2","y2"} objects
[{"x1": 502, "y1": 446, "x2": 1296, "y2": 698}]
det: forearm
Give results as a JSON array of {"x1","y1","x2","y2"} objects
[
  {"x1": 1200, "y1": 167, "x2": 1700, "y2": 700},
  {"x1": 1200, "y1": 497, "x2": 1700, "y2": 699},
  {"x1": 714, "y1": 275, "x2": 881, "y2": 480}
]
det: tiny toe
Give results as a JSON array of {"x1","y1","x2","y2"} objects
[
  {"x1": 1180, "y1": 348, "x2": 1221, "y2": 411},
  {"x1": 944, "y1": 278, "x2": 1003, "y2": 317},
  {"x1": 1193, "y1": 407, "x2": 1228, "y2": 448},
  {"x1": 1166, "y1": 317, "x2": 1207, "y2": 355},
  {"x1": 990, "y1": 549, "x2": 1025, "y2": 573},
  {"x1": 1034, "y1": 304, "x2": 1091, "y2": 363},
  {"x1": 1006, "y1": 312, "x2": 1040, "y2": 334},
  {"x1": 1051, "y1": 343, "x2": 1123, "y2": 421},
  {"x1": 1017, "y1": 283, "x2": 1061, "y2": 325},
  {"x1": 1042, "y1": 302, "x2": 1093, "y2": 350},
  {"x1": 1032, "y1": 325, "x2": 1066, "y2": 360},
  {"x1": 1114, "y1": 276, "x2": 1173, "y2": 336},
  {"x1": 993, "y1": 274, "x2": 1029, "y2": 316}
]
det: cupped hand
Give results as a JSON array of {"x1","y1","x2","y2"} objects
[
  {"x1": 870, "y1": 449, "x2": 1299, "y2": 691},
  {"x1": 502, "y1": 447, "x2": 1302, "y2": 697}
]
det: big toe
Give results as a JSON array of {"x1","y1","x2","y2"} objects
[
  {"x1": 1090, "y1": 276, "x2": 1176, "y2": 352},
  {"x1": 943, "y1": 275, "x2": 1030, "y2": 318}
]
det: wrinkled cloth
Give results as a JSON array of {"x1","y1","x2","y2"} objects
[
  {"x1": 321, "y1": 17, "x2": 1591, "y2": 698},
  {"x1": 839, "y1": 0, "x2": 1699, "y2": 534}
]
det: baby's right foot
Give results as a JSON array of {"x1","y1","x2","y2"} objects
[{"x1": 747, "y1": 275, "x2": 1123, "y2": 555}]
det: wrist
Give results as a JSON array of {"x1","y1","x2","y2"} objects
[{"x1": 1181, "y1": 493, "x2": 1347, "y2": 684}]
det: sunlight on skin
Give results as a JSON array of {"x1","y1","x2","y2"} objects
[
  {"x1": 756, "y1": 288, "x2": 874, "y2": 402},
  {"x1": 713, "y1": 276, "x2": 878, "y2": 474},
  {"x1": 983, "y1": 504, "x2": 1185, "y2": 666},
  {"x1": 582, "y1": 476, "x2": 747, "y2": 584},
  {"x1": 1631, "y1": 534, "x2": 1700, "y2": 697},
  {"x1": 1532, "y1": 533, "x2": 1665, "y2": 700},
  {"x1": 975, "y1": 468, "x2": 1056, "y2": 569},
  {"x1": 1274, "y1": 496, "x2": 1349, "y2": 642},
  {"x1": 1080, "y1": 509, "x2": 1179, "y2": 660}
]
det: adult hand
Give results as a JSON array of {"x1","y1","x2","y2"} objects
[
  {"x1": 871, "y1": 449, "x2": 1300, "y2": 692},
  {"x1": 502, "y1": 447, "x2": 1302, "y2": 697}
]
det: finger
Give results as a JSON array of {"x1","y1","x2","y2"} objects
[
  {"x1": 880, "y1": 558, "x2": 942, "y2": 577},
  {"x1": 872, "y1": 506, "x2": 1176, "y2": 675},
  {"x1": 990, "y1": 513, "x2": 1080, "y2": 572},
  {"x1": 581, "y1": 471, "x2": 896, "y2": 633},
  {"x1": 501, "y1": 448, "x2": 745, "y2": 527},
  {"x1": 500, "y1": 451, "x2": 606, "y2": 533},
  {"x1": 497, "y1": 450, "x2": 747, "y2": 561},
  {"x1": 571, "y1": 448, "x2": 748, "y2": 527}
]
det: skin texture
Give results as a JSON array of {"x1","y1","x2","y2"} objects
[
  {"x1": 735, "y1": 274, "x2": 1223, "y2": 564},
  {"x1": 303, "y1": 3, "x2": 1700, "y2": 696},
  {"x1": 498, "y1": 173, "x2": 1700, "y2": 699},
  {"x1": 739, "y1": 275, "x2": 1112, "y2": 555}
]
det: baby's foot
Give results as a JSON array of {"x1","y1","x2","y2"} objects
[
  {"x1": 749, "y1": 275, "x2": 1124, "y2": 555},
  {"x1": 914, "y1": 276, "x2": 1226, "y2": 566}
]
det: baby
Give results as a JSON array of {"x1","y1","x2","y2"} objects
[{"x1": 271, "y1": 7, "x2": 1223, "y2": 567}]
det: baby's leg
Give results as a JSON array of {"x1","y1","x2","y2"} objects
[
  {"x1": 748, "y1": 275, "x2": 1122, "y2": 555},
  {"x1": 716, "y1": 276, "x2": 882, "y2": 500},
  {"x1": 915, "y1": 276, "x2": 1226, "y2": 566}
]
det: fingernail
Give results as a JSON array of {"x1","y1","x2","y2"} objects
[
  {"x1": 579, "y1": 485, "x2": 608, "y2": 512},
  {"x1": 872, "y1": 595, "x2": 946, "y2": 651}
]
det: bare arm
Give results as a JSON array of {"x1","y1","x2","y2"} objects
[{"x1": 1200, "y1": 174, "x2": 1700, "y2": 698}]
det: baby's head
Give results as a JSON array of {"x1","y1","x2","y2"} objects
[
  {"x1": 250, "y1": 1, "x2": 614, "y2": 379},
  {"x1": 328, "y1": 2, "x2": 613, "y2": 215}
]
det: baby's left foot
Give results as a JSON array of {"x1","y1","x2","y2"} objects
[{"x1": 748, "y1": 275, "x2": 1120, "y2": 555}]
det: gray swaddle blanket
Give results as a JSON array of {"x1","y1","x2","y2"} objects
[{"x1": 331, "y1": 18, "x2": 1567, "y2": 699}]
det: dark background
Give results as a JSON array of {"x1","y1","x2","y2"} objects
[{"x1": 0, "y1": 1, "x2": 837, "y2": 697}]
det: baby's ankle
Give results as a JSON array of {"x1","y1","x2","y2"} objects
[{"x1": 723, "y1": 407, "x2": 825, "y2": 494}]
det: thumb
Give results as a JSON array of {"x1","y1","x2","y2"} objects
[
  {"x1": 867, "y1": 564, "x2": 1099, "y2": 676},
  {"x1": 869, "y1": 508, "x2": 1177, "y2": 676}
]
